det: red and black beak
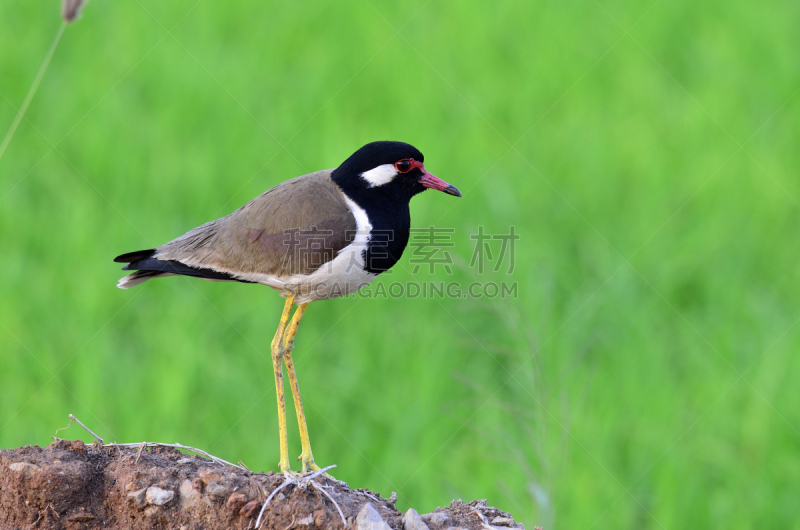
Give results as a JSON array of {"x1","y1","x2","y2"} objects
[{"x1": 418, "y1": 164, "x2": 462, "y2": 197}]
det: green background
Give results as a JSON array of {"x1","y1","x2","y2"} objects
[{"x1": 2, "y1": 1, "x2": 799, "y2": 528}]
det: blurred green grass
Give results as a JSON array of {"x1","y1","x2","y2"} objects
[{"x1": 2, "y1": 1, "x2": 799, "y2": 528}]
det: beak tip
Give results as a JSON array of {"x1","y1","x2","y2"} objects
[{"x1": 445, "y1": 185, "x2": 462, "y2": 197}]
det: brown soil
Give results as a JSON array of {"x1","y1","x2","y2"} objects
[{"x1": 0, "y1": 440, "x2": 527, "y2": 530}]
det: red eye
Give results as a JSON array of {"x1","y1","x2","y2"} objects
[{"x1": 395, "y1": 159, "x2": 413, "y2": 173}]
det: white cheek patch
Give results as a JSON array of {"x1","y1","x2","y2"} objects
[{"x1": 360, "y1": 164, "x2": 398, "y2": 187}]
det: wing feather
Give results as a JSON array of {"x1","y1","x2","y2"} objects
[{"x1": 153, "y1": 170, "x2": 357, "y2": 280}]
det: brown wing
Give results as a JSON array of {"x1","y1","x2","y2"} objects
[{"x1": 154, "y1": 170, "x2": 356, "y2": 279}]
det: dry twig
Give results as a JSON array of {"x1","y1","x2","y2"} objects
[
  {"x1": 53, "y1": 414, "x2": 104, "y2": 444},
  {"x1": 310, "y1": 481, "x2": 348, "y2": 528},
  {"x1": 0, "y1": 24, "x2": 65, "y2": 162},
  {"x1": 109, "y1": 442, "x2": 246, "y2": 471},
  {"x1": 0, "y1": 0, "x2": 90, "y2": 163},
  {"x1": 53, "y1": 413, "x2": 245, "y2": 470}
]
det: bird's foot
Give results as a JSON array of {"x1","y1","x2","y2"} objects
[
  {"x1": 277, "y1": 464, "x2": 336, "y2": 482},
  {"x1": 298, "y1": 452, "x2": 334, "y2": 478},
  {"x1": 278, "y1": 458, "x2": 297, "y2": 478},
  {"x1": 278, "y1": 461, "x2": 333, "y2": 480}
]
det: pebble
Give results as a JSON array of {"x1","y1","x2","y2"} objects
[
  {"x1": 403, "y1": 508, "x2": 430, "y2": 530},
  {"x1": 146, "y1": 485, "x2": 175, "y2": 506},
  {"x1": 198, "y1": 469, "x2": 221, "y2": 484},
  {"x1": 127, "y1": 488, "x2": 147, "y2": 507},
  {"x1": 422, "y1": 512, "x2": 450, "y2": 526},
  {"x1": 355, "y1": 503, "x2": 391, "y2": 530},
  {"x1": 226, "y1": 492, "x2": 248, "y2": 512},
  {"x1": 205, "y1": 482, "x2": 231, "y2": 498},
  {"x1": 240, "y1": 500, "x2": 261, "y2": 518},
  {"x1": 8, "y1": 462, "x2": 41, "y2": 473},
  {"x1": 491, "y1": 517, "x2": 517, "y2": 527},
  {"x1": 179, "y1": 480, "x2": 203, "y2": 509}
]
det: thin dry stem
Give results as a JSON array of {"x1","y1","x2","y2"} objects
[
  {"x1": 0, "y1": 23, "x2": 66, "y2": 163},
  {"x1": 256, "y1": 479, "x2": 295, "y2": 528},
  {"x1": 53, "y1": 413, "x2": 104, "y2": 444},
  {"x1": 310, "y1": 481, "x2": 348, "y2": 528},
  {"x1": 69, "y1": 414, "x2": 104, "y2": 444},
  {"x1": 108, "y1": 442, "x2": 246, "y2": 471},
  {"x1": 52, "y1": 414, "x2": 245, "y2": 470}
]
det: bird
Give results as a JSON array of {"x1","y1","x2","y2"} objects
[{"x1": 114, "y1": 141, "x2": 461, "y2": 475}]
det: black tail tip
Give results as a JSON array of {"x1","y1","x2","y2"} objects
[{"x1": 114, "y1": 249, "x2": 156, "y2": 263}]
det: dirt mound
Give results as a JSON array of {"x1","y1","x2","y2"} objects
[{"x1": 0, "y1": 440, "x2": 527, "y2": 529}]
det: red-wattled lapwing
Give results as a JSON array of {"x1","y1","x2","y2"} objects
[{"x1": 115, "y1": 141, "x2": 461, "y2": 474}]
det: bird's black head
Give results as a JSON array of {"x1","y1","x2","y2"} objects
[{"x1": 332, "y1": 141, "x2": 461, "y2": 203}]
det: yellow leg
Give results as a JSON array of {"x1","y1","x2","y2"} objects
[
  {"x1": 271, "y1": 295, "x2": 294, "y2": 474},
  {"x1": 282, "y1": 303, "x2": 321, "y2": 473}
]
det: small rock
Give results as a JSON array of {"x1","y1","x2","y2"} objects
[
  {"x1": 8, "y1": 462, "x2": 41, "y2": 473},
  {"x1": 297, "y1": 514, "x2": 315, "y2": 526},
  {"x1": 276, "y1": 492, "x2": 286, "y2": 502},
  {"x1": 403, "y1": 508, "x2": 430, "y2": 530},
  {"x1": 144, "y1": 506, "x2": 160, "y2": 517},
  {"x1": 240, "y1": 500, "x2": 261, "y2": 518},
  {"x1": 198, "y1": 469, "x2": 221, "y2": 484},
  {"x1": 127, "y1": 488, "x2": 147, "y2": 507},
  {"x1": 355, "y1": 504, "x2": 391, "y2": 530},
  {"x1": 226, "y1": 492, "x2": 248, "y2": 512},
  {"x1": 146, "y1": 485, "x2": 175, "y2": 506},
  {"x1": 422, "y1": 512, "x2": 451, "y2": 526},
  {"x1": 491, "y1": 517, "x2": 517, "y2": 527},
  {"x1": 206, "y1": 482, "x2": 231, "y2": 498},
  {"x1": 313, "y1": 509, "x2": 325, "y2": 527},
  {"x1": 179, "y1": 480, "x2": 203, "y2": 509},
  {"x1": 71, "y1": 440, "x2": 86, "y2": 451}
]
